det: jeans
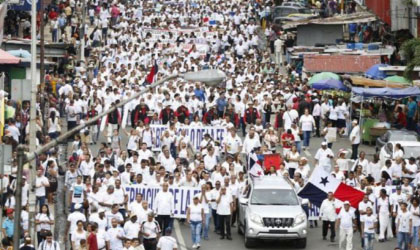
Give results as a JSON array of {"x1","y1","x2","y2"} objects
[
  {"x1": 202, "y1": 213, "x2": 211, "y2": 239},
  {"x1": 303, "y1": 131, "x2": 311, "y2": 147},
  {"x1": 36, "y1": 196, "x2": 46, "y2": 208},
  {"x1": 398, "y1": 232, "x2": 410, "y2": 250},
  {"x1": 212, "y1": 209, "x2": 219, "y2": 232},
  {"x1": 295, "y1": 141, "x2": 302, "y2": 153},
  {"x1": 413, "y1": 226, "x2": 419, "y2": 247},
  {"x1": 363, "y1": 232, "x2": 374, "y2": 250},
  {"x1": 190, "y1": 221, "x2": 202, "y2": 245},
  {"x1": 52, "y1": 29, "x2": 58, "y2": 42}
]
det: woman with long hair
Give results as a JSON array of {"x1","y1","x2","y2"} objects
[
  {"x1": 48, "y1": 111, "x2": 60, "y2": 139},
  {"x1": 35, "y1": 204, "x2": 54, "y2": 244}
]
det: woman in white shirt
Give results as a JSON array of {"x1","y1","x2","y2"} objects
[
  {"x1": 263, "y1": 128, "x2": 279, "y2": 153},
  {"x1": 186, "y1": 195, "x2": 204, "y2": 249},
  {"x1": 71, "y1": 220, "x2": 87, "y2": 250},
  {"x1": 47, "y1": 111, "x2": 60, "y2": 139},
  {"x1": 35, "y1": 204, "x2": 54, "y2": 244},
  {"x1": 299, "y1": 108, "x2": 316, "y2": 150},
  {"x1": 286, "y1": 145, "x2": 300, "y2": 178},
  {"x1": 394, "y1": 143, "x2": 404, "y2": 160}
]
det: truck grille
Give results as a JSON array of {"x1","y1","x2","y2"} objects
[{"x1": 262, "y1": 217, "x2": 294, "y2": 228}]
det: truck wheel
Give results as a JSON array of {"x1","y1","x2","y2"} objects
[
  {"x1": 245, "y1": 236, "x2": 257, "y2": 248},
  {"x1": 296, "y1": 238, "x2": 307, "y2": 248}
]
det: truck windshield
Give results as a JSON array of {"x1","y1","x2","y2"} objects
[{"x1": 251, "y1": 189, "x2": 299, "y2": 205}]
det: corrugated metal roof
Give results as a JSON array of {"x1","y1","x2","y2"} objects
[
  {"x1": 282, "y1": 12, "x2": 377, "y2": 29},
  {"x1": 304, "y1": 54, "x2": 381, "y2": 73}
]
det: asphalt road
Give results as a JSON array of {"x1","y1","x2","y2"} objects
[{"x1": 168, "y1": 135, "x2": 399, "y2": 250}]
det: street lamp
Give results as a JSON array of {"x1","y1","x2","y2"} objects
[{"x1": 13, "y1": 69, "x2": 226, "y2": 248}]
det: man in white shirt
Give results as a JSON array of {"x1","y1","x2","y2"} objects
[
  {"x1": 157, "y1": 228, "x2": 177, "y2": 250},
  {"x1": 216, "y1": 186, "x2": 233, "y2": 240},
  {"x1": 35, "y1": 169, "x2": 50, "y2": 207},
  {"x1": 336, "y1": 201, "x2": 356, "y2": 250},
  {"x1": 360, "y1": 207, "x2": 377, "y2": 250},
  {"x1": 314, "y1": 141, "x2": 334, "y2": 173},
  {"x1": 154, "y1": 182, "x2": 174, "y2": 235},
  {"x1": 124, "y1": 215, "x2": 140, "y2": 240},
  {"x1": 320, "y1": 192, "x2": 337, "y2": 242},
  {"x1": 66, "y1": 203, "x2": 86, "y2": 241},
  {"x1": 106, "y1": 218, "x2": 125, "y2": 250},
  {"x1": 349, "y1": 120, "x2": 360, "y2": 160}
]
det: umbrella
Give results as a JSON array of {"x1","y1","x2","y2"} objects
[
  {"x1": 384, "y1": 75, "x2": 411, "y2": 84},
  {"x1": 365, "y1": 63, "x2": 389, "y2": 80},
  {"x1": 7, "y1": 49, "x2": 31, "y2": 59},
  {"x1": 308, "y1": 72, "x2": 340, "y2": 85},
  {"x1": 311, "y1": 79, "x2": 349, "y2": 91}
]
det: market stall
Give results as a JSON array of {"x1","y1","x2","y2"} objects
[{"x1": 351, "y1": 86, "x2": 420, "y2": 144}]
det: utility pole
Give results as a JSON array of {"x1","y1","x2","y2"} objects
[
  {"x1": 12, "y1": 146, "x2": 25, "y2": 250},
  {"x1": 39, "y1": 0, "x2": 47, "y2": 135},
  {"x1": 80, "y1": 0, "x2": 87, "y2": 61},
  {"x1": 28, "y1": 0, "x2": 39, "y2": 243},
  {"x1": 0, "y1": 144, "x2": 4, "y2": 242}
]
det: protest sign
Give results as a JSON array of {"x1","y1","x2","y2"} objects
[
  {"x1": 151, "y1": 124, "x2": 227, "y2": 151},
  {"x1": 125, "y1": 185, "x2": 201, "y2": 218}
]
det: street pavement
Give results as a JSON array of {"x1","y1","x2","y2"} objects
[{"x1": 60, "y1": 127, "x2": 397, "y2": 250}]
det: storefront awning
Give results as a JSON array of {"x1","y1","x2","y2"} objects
[{"x1": 0, "y1": 49, "x2": 20, "y2": 64}]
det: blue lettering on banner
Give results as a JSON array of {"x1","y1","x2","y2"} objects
[
  {"x1": 125, "y1": 185, "x2": 201, "y2": 218},
  {"x1": 150, "y1": 125, "x2": 227, "y2": 151}
]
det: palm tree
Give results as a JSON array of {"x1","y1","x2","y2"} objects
[{"x1": 401, "y1": 38, "x2": 420, "y2": 80}]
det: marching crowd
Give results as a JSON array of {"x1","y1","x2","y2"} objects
[{"x1": 1, "y1": 0, "x2": 420, "y2": 250}]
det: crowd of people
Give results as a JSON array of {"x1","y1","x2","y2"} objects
[{"x1": 1, "y1": 0, "x2": 420, "y2": 250}]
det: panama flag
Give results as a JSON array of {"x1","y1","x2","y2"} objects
[
  {"x1": 298, "y1": 166, "x2": 364, "y2": 208},
  {"x1": 145, "y1": 61, "x2": 158, "y2": 84},
  {"x1": 248, "y1": 150, "x2": 265, "y2": 178}
]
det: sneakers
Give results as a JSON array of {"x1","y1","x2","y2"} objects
[
  {"x1": 192, "y1": 244, "x2": 197, "y2": 249},
  {"x1": 197, "y1": 243, "x2": 201, "y2": 249}
]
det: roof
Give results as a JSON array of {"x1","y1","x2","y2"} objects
[
  {"x1": 252, "y1": 176, "x2": 293, "y2": 189},
  {"x1": 350, "y1": 76, "x2": 410, "y2": 88},
  {"x1": 282, "y1": 12, "x2": 377, "y2": 29},
  {"x1": 389, "y1": 141, "x2": 420, "y2": 147},
  {"x1": 0, "y1": 49, "x2": 20, "y2": 64},
  {"x1": 304, "y1": 54, "x2": 380, "y2": 73}
]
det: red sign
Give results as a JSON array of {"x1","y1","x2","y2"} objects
[{"x1": 263, "y1": 154, "x2": 283, "y2": 171}]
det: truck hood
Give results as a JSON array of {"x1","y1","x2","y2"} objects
[{"x1": 248, "y1": 204, "x2": 303, "y2": 218}]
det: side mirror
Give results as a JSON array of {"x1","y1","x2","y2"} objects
[
  {"x1": 240, "y1": 198, "x2": 249, "y2": 206},
  {"x1": 301, "y1": 199, "x2": 309, "y2": 206}
]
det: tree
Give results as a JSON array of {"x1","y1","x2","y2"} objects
[{"x1": 401, "y1": 38, "x2": 420, "y2": 80}]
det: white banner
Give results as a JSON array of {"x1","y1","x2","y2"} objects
[
  {"x1": 142, "y1": 28, "x2": 216, "y2": 43},
  {"x1": 125, "y1": 185, "x2": 201, "y2": 218},
  {"x1": 150, "y1": 124, "x2": 227, "y2": 151}
]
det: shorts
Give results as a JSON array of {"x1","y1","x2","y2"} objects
[{"x1": 337, "y1": 119, "x2": 346, "y2": 129}]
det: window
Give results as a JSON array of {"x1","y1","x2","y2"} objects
[{"x1": 251, "y1": 189, "x2": 299, "y2": 206}]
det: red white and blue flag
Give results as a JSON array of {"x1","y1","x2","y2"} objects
[
  {"x1": 248, "y1": 151, "x2": 265, "y2": 178},
  {"x1": 145, "y1": 61, "x2": 158, "y2": 84},
  {"x1": 298, "y1": 166, "x2": 364, "y2": 208}
]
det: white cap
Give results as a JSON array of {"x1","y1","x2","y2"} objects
[
  {"x1": 74, "y1": 203, "x2": 82, "y2": 210},
  {"x1": 344, "y1": 201, "x2": 350, "y2": 205},
  {"x1": 321, "y1": 141, "x2": 327, "y2": 146}
]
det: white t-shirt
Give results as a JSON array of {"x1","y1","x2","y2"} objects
[
  {"x1": 67, "y1": 211, "x2": 86, "y2": 234},
  {"x1": 337, "y1": 208, "x2": 355, "y2": 229},
  {"x1": 397, "y1": 210, "x2": 412, "y2": 233},
  {"x1": 188, "y1": 203, "x2": 203, "y2": 222},
  {"x1": 106, "y1": 227, "x2": 124, "y2": 250},
  {"x1": 361, "y1": 214, "x2": 377, "y2": 233},
  {"x1": 299, "y1": 115, "x2": 315, "y2": 131},
  {"x1": 157, "y1": 236, "x2": 177, "y2": 250},
  {"x1": 216, "y1": 193, "x2": 232, "y2": 215},
  {"x1": 35, "y1": 176, "x2": 49, "y2": 197}
]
